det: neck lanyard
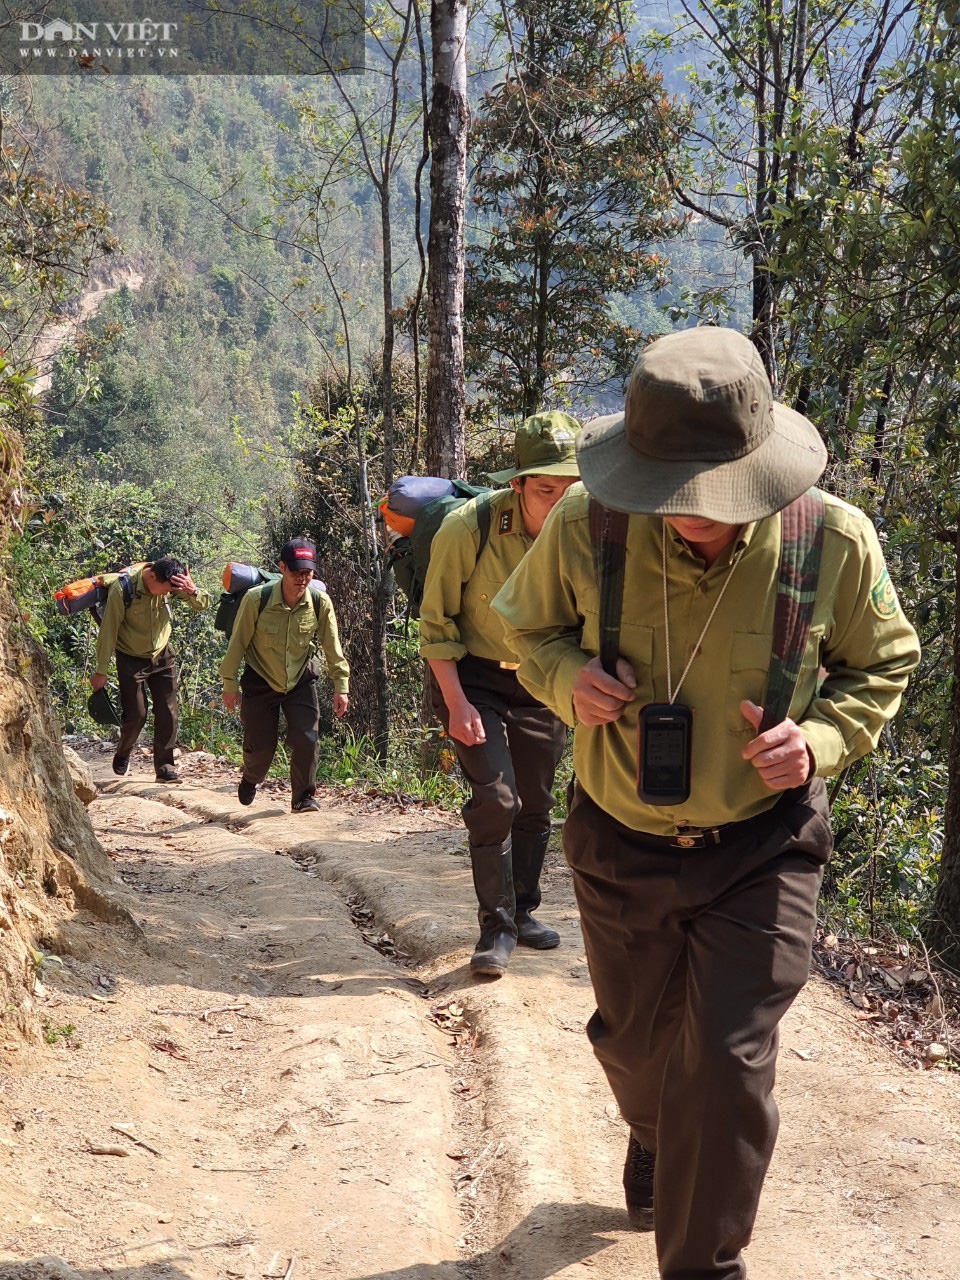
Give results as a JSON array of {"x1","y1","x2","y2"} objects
[{"x1": 662, "y1": 525, "x2": 743, "y2": 704}]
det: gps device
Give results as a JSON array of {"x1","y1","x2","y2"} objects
[{"x1": 637, "y1": 703, "x2": 692, "y2": 806}]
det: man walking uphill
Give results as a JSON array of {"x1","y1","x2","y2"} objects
[
  {"x1": 419, "y1": 412, "x2": 580, "y2": 978},
  {"x1": 220, "y1": 538, "x2": 349, "y2": 813},
  {"x1": 90, "y1": 556, "x2": 209, "y2": 782},
  {"x1": 493, "y1": 328, "x2": 919, "y2": 1280}
]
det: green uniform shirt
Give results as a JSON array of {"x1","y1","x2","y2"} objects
[
  {"x1": 492, "y1": 483, "x2": 920, "y2": 836},
  {"x1": 419, "y1": 489, "x2": 533, "y2": 663},
  {"x1": 219, "y1": 581, "x2": 350, "y2": 695},
  {"x1": 95, "y1": 568, "x2": 209, "y2": 676}
]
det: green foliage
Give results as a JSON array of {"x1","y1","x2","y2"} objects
[
  {"x1": 316, "y1": 724, "x2": 465, "y2": 809},
  {"x1": 41, "y1": 1019, "x2": 79, "y2": 1047},
  {"x1": 826, "y1": 754, "x2": 947, "y2": 939},
  {"x1": 467, "y1": 0, "x2": 690, "y2": 416}
]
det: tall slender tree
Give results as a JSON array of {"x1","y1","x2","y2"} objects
[
  {"x1": 466, "y1": 0, "x2": 688, "y2": 418},
  {"x1": 425, "y1": 0, "x2": 468, "y2": 477}
]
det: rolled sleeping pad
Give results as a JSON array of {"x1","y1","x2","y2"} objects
[
  {"x1": 380, "y1": 475, "x2": 456, "y2": 536},
  {"x1": 222, "y1": 562, "x2": 269, "y2": 593},
  {"x1": 54, "y1": 578, "x2": 101, "y2": 617}
]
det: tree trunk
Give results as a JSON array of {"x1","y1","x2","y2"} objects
[
  {"x1": 425, "y1": 0, "x2": 468, "y2": 480},
  {"x1": 929, "y1": 525, "x2": 960, "y2": 970},
  {"x1": 381, "y1": 182, "x2": 396, "y2": 488}
]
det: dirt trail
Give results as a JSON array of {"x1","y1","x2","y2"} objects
[
  {"x1": 1, "y1": 749, "x2": 958, "y2": 1280},
  {"x1": 31, "y1": 266, "x2": 145, "y2": 396}
]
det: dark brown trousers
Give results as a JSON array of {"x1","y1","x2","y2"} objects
[
  {"x1": 115, "y1": 646, "x2": 178, "y2": 769},
  {"x1": 564, "y1": 780, "x2": 832, "y2": 1280},
  {"x1": 432, "y1": 655, "x2": 567, "y2": 849},
  {"x1": 239, "y1": 665, "x2": 319, "y2": 805}
]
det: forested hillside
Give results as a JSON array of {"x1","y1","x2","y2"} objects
[{"x1": 2, "y1": 0, "x2": 960, "y2": 988}]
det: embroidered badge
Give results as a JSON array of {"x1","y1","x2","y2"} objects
[
  {"x1": 498, "y1": 509, "x2": 514, "y2": 535},
  {"x1": 869, "y1": 567, "x2": 898, "y2": 619}
]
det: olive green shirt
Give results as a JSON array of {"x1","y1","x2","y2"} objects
[
  {"x1": 419, "y1": 489, "x2": 533, "y2": 663},
  {"x1": 219, "y1": 581, "x2": 350, "y2": 696},
  {"x1": 95, "y1": 568, "x2": 209, "y2": 675},
  {"x1": 493, "y1": 484, "x2": 920, "y2": 836}
]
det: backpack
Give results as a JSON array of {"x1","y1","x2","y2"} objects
[
  {"x1": 588, "y1": 491, "x2": 825, "y2": 731},
  {"x1": 214, "y1": 562, "x2": 327, "y2": 638},
  {"x1": 54, "y1": 563, "x2": 148, "y2": 625},
  {"x1": 379, "y1": 476, "x2": 495, "y2": 620}
]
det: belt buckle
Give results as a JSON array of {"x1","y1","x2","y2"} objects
[
  {"x1": 499, "y1": 660, "x2": 520, "y2": 671},
  {"x1": 671, "y1": 824, "x2": 722, "y2": 850}
]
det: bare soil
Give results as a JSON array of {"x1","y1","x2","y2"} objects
[{"x1": 1, "y1": 747, "x2": 958, "y2": 1280}]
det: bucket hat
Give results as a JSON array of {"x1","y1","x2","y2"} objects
[
  {"x1": 487, "y1": 411, "x2": 581, "y2": 484},
  {"x1": 87, "y1": 686, "x2": 122, "y2": 728},
  {"x1": 576, "y1": 328, "x2": 827, "y2": 521}
]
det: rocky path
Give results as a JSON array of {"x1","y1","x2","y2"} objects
[{"x1": 1, "y1": 752, "x2": 958, "y2": 1280}]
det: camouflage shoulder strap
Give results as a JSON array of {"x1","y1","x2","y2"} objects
[
  {"x1": 588, "y1": 498, "x2": 630, "y2": 677},
  {"x1": 589, "y1": 490, "x2": 825, "y2": 722},
  {"x1": 760, "y1": 489, "x2": 825, "y2": 732}
]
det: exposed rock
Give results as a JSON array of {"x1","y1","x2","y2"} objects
[
  {"x1": 0, "y1": 590, "x2": 122, "y2": 1041},
  {"x1": 61, "y1": 745, "x2": 97, "y2": 806},
  {"x1": 0, "y1": 1259, "x2": 84, "y2": 1279}
]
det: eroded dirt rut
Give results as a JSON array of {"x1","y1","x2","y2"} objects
[{"x1": 2, "y1": 752, "x2": 959, "y2": 1280}]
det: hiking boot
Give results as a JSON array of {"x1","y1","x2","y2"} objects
[
  {"x1": 112, "y1": 754, "x2": 130, "y2": 776},
  {"x1": 238, "y1": 778, "x2": 257, "y2": 806},
  {"x1": 292, "y1": 794, "x2": 322, "y2": 813},
  {"x1": 155, "y1": 765, "x2": 182, "y2": 784},
  {"x1": 623, "y1": 1136, "x2": 656, "y2": 1231},
  {"x1": 512, "y1": 830, "x2": 559, "y2": 948}
]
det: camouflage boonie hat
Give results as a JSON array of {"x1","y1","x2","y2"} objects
[
  {"x1": 487, "y1": 411, "x2": 581, "y2": 483},
  {"x1": 576, "y1": 328, "x2": 827, "y2": 522}
]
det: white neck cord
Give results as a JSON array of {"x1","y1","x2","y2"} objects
[{"x1": 662, "y1": 526, "x2": 744, "y2": 704}]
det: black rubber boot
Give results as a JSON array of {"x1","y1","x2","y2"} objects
[
  {"x1": 469, "y1": 840, "x2": 518, "y2": 978},
  {"x1": 623, "y1": 1136, "x2": 656, "y2": 1231},
  {"x1": 512, "y1": 829, "x2": 560, "y2": 949}
]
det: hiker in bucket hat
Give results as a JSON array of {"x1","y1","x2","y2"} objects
[
  {"x1": 493, "y1": 328, "x2": 919, "y2": 1278},
  {"x1": 419, "y1": 411, "x2": 580, "y2": 978}
]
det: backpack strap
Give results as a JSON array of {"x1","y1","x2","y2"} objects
[
  {"x1": 117, "y1": 570, "x2": 136, "y2": 610},
  {"x1": 760, "y1": 489, "x2": 825, "y2": 732},
  {"x1": 588, "y1": 498, "x2": 630, "y2": 677},
  {"x1": 256, "y1": 581, "x2": 276, "y2": 620},
  {"x1": 475, "y1": 492, "x2": 493, "y2": 563},
  {"x1": 91, "y1": 568, "x2": 137, "y2": 625}
]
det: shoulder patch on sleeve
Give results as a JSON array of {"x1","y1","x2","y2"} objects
[{"x1": 869, "y1": 567, "x2": 899, "y2": 619}]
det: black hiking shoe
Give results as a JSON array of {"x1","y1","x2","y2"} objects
[
  {"x1": 292, "y1": 794, "x2": 322, "y2": 813},
  {"x1": 112, "y1": 754, "x2": 130, "y2": 776},
  {"x1": 623, "y1": 1136, "x2": 656, "y2": 1231},
  {"x1": 238, "y1": 778, "x2": 257, "y2": 806},
  {"x1": 155, "y1": 765, "x2": 182, "y2": 784},
  {"x1": 470, "y1": 929, "x2": 516, "y2": 978},
  {"x1": 515, "y1": 911, "x2": 560, "y2": 949}
]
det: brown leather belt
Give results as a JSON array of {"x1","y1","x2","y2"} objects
[{"x1": 638, "y1": 804, "x2": 782, "y2": 850}]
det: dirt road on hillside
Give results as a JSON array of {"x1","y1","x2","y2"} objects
[{"x1": 1, "y1": 748, "x2": 958, "y2": 1280}]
